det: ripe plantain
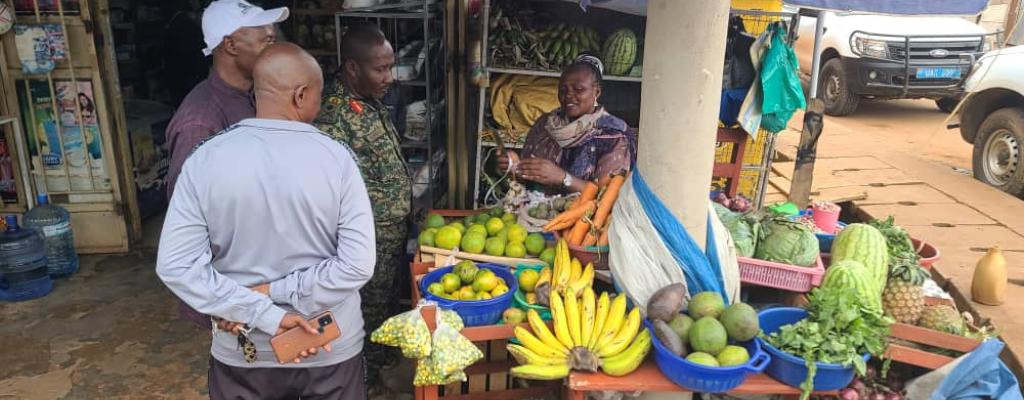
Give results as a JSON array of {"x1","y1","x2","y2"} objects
[
  {"x1": 564, "y1": 288, "x2": 582, "y2": 346},
  {"x1": 597, "y1": 308, "x2": 642, "y2": 358},
  {"x1": 506, "y1": 344, "x2": 568, "y2": 367},
  {"x1": 594, "y1": 294, "x2": 628, "y2": 350},
  {"x1": 514, "y1": 326, "x2": 563, "y2": 359},
  {"x1": 566, "y1": 262, "x2": 594, "y2": 298},
  {"x1": 528, "y1": 309, "x2": 568, "y2": 355},
  {"x1": 599, "y1": 330, "x2": 652, "y2": 376},
  {"x1": 570, "y1": 258, "x2": 583, "y2": 283},
  {"x1": 549, "y1": 291, "x2": 574, "y2": 349},
  {"x1": 510, "y1": 363, "x2": 571, "y2": 380},
  {"x1": 580, "y1": 287, "x2": 596, "y2": 347},
  {"x1": 588, "y1": 291, "x2": 611, "y2": 350}
]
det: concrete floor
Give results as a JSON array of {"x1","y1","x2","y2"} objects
[
  {"x1": 0, "y1": 248, "x2": 211, "y2": 399},
  {"x1": 0, "y1": 217, "x2": 421, "y2": 399},
  {"x1": 770, "y1": 98, "x2": 1024, "y2": 376}
]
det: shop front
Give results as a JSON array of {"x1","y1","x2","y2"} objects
[{"x1": 0, "y1": 0, "x2": 139, "y2": 253}]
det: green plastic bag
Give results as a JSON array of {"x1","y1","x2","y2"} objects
[{"x1": 760, "y1": 24, "x2": 805, "y2": 133}]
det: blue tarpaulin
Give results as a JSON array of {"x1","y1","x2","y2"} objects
[
  {"x1": 783, "y1": 0, "x2": 988, "y2": 16},
  {"x1": 572, "y1": 0, "x2": 989, "y2": 16}
]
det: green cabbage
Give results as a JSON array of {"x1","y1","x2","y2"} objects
[
  {"x1": 754, "y1": 216, "x2": 819, "y2": 267},
  {"x1": 713, "y1": 203, "x2": 758, "y2": 257}
]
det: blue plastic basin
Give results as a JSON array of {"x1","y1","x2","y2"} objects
[
  {"x1": 646, "y1": 319, "x2": 770, "y2": 393},
  {"x1": 756, "y1": 307, "x2": 868, "y2": 391},
  {"x1": 419, "y1": 263, "x2": 518, "y2": 326}
]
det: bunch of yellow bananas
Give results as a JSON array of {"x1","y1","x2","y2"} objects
[
  {"x1": 509, "y1": 288, "x2": 651, "y2": 379},
  {"x1": 536, "y1": 239, "x2": 595, "y2": 306}
]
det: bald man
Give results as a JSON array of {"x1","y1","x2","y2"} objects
[{"x1": 157, "y1": 43, "x2": 374, "y2": 400}]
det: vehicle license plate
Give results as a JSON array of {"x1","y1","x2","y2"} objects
[{"x1": 916, "y1": 67, "x2": 961, "y2": 79}]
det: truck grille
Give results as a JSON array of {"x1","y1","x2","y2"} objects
[{"x1": 886, "y1": 40, "x2": 982, "y2": 65}]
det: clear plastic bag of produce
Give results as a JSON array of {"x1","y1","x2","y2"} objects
[
  {"x1": 413, "y1": 320, "x2": 483, "y2": 386},
  {"x1": 371, "y1": 303, "x2": 433, "y2": 359}
]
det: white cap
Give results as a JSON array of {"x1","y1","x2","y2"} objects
[{"x1": 201, "y1": 0, "x2": 289, "y2": 56}]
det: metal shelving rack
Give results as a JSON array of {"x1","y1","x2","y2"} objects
[
  {"x1": 335, "y1": 0, "x2": 447, "y2": 211},
  {"x1": 471, "y1": 0, "x2": 644, "y2": 208},
  {"x1": 471, "y1": 2, "x2": 797, "y2": 209}
]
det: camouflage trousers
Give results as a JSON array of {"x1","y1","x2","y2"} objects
[{"x1": 361, "y1": 221, "x2": 408, "y2": 384}]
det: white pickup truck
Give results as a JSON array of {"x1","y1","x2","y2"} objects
[
  {"x1": 792, "y1": 11, "x2": 993, "y2": 116},
  {"x1": 948, "y1": 45, "x2": 1024, "y2": 198}
]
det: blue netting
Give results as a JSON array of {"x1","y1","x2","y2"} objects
[{"x1": 631, "y1": 171, "x2": 729, "y2": 303}]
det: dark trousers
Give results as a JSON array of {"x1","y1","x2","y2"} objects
[{"x1": 208, "y1": 354, "x2": 366, "y2": 400}]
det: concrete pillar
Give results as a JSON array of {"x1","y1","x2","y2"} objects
[{"x1": 637, "y1": 0, "x2": 731, "y2": 247}]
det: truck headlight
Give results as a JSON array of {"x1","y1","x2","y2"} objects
[
  {"x1": 981, "y1": 36, "x2": 995, "y2": 52},
  {"x1": 852, "y1": 34, "x2": 891, "y2": 59}
]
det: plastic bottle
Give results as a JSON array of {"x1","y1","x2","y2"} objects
[
  {"x1": 24, "y1": 194, "x2": 79, "y2": 277},
  {"x1": 0, "y1": 215, "x2": 51, "y2": 301}
]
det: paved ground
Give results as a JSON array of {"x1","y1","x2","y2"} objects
[
  {"x1": 768, "y1": 98, "x2": 1024, "y2": 376},
  {"x1": 0, "y1": 220, "x2": 419, "y2": 399},
  {"x1": 3, "y1": 98, "x2": 1021, "y2": 397}
]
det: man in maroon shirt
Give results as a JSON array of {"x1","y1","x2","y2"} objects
[{"x1": 164, "y1": 0, "x2": 288, "y2": 328}]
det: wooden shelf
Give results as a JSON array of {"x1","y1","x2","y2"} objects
[
  {"x1": 480, "y1": 139, "x2": 524, "y2": 150},
  {"x1": 488, "y1": 66, "x2": 642, "y2": 82},
  {"x1": 566, "y1": 362, "x2": 837, "y2": 399}
]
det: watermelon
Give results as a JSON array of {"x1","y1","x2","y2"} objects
[
  {"x1": 602, "y1": 29, "x2": 637, "y2": 76},
  {"x1": 820, "y1": 259, "x2": 882, "y2": 314},
  {"x1": 830, "y1": 223, "x2": 889, "y2": 293}
]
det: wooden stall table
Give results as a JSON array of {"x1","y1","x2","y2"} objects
[
  {"x1": 567, "y1": 362, "x2": 835, "y2": 399},
  {"x1": 411, "y1": 267, "x2": 561, "y2": 400}
]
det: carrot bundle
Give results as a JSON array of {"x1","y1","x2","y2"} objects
[{"x1": 544, "y1": 173, "x2": 627, "y2": 247}]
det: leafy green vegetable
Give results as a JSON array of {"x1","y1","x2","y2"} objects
[
  {"x1": 754, "y1": 215, "x2": 819, "y2": 267},
  {"x1": 763, "y1": 285, "x2": 891, "y2": 399},
  {"x1": 713, "y1": 203, "x2": 759, "y2": 257},
  {"x1": 868, "y1": 216, "x2": 919, "y2": 269}
]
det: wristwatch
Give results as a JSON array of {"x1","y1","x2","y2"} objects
[{"x1": 562, "y1": 172, "x2": 573, "y2": 188}]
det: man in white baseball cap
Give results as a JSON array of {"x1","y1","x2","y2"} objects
[
  {"x1": 164, "y1": 0, "x2": 288, "y2": 330},
  {"x1": 201, "y1": 0, "x2": 289, "y2": 56}
]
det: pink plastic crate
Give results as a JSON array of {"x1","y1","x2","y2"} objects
[{"x1": 737, "y1": 255, "x2": 825, "y2": 293}]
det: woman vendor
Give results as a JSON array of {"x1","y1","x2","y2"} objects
[{"x1": 497, "y1": 55, "x2": 637, "y2": 193}]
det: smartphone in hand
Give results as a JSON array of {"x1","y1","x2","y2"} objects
[{"x1": 269, "y1": 311, "x2": 341, "y2": 364}]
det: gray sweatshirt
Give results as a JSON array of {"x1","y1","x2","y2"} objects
[{"x1": 156, "y1": 118, "x2": 376, "y2": 368}]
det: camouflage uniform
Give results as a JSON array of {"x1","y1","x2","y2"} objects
[{"x1": 315, "y1": 82, "x2": 412, "y2": 383}]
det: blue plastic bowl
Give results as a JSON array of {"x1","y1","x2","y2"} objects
[
  {"x1": 419, "y1": 263, "x2": 518, "y2": 327},
  {"x1": 794, "y1": 211, "x2": 848, "y2": 253},
  {"x1": 816, "y1": 222, "x2": 848, "y2": 253},
  {"x1": 756, "y1": 307, "x2": 869, "y2": 391},
  {"x1": 645, "y1": 319, "x2": 771, "y2": 393}
]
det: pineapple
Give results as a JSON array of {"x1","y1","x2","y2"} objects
[
  {"x1": 919, "y1": 304, "x2": 966, "y2": 335},
  {"x1": 882, "y1": 261, "x2": 930, "y2": 324}
]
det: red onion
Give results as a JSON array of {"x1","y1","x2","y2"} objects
[
  {"x1": 886, "y1": 376, "x2": 905, "y2": 392},
  {"x1": 868, "y1": 393, "x2": 887, "y2": 400},
  {"x1": 865, "y1": 366, "x2": 877, "y2": 380},
  {"x1": 850, "y1": 378, "x2": 867, "y2": 392},
  {"x1": 839, "y1": 388, "x2": 861, "y2": 400},
  {"x1": 884, "y1": 393, "x2": 902, "y2": 400}
]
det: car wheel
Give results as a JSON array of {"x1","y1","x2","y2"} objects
[
  {"x1": 935, "y1": 97, "x2": 959, "y2": 113},
  {"x1": 819, "y1": 58, "x2": 860, "y2": 116},
  {"x1": 972, "y1": 107, "x2": 1024, "y2": 198}
]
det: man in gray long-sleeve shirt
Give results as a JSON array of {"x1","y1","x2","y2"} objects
[{"x1": 156, "y1": 43, "x2": 374, "y2": 400}]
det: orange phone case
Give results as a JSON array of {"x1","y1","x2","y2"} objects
[{"x1": 269, "y1": 311, "x2": 341, "y2": 364}]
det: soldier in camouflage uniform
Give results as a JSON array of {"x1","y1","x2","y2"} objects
[{"x1": 314, "y1": 24, "x2": 411, "y2": 392}]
